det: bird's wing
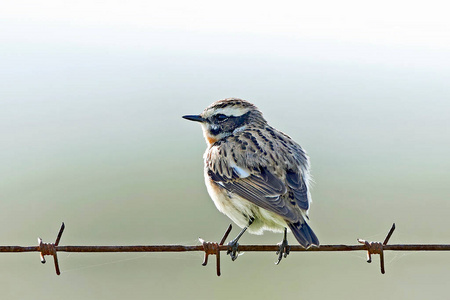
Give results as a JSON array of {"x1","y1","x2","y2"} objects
[
  {"x1": 207, "y1": 158, "x2": 301, "y2": 223},
  {"x1": 285, "y1": 170, "x2": 310, "y2": 210}
]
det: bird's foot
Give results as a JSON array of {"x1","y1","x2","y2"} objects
[
  {"x1": 275, "y1": 228, "x2": 290, "y2": 265},
  {"x1": 227, "y1": 239, "x2": 240, "y2": 261},
  {"x1": 226, "y1": 218, "x2": 253, "y2": 261}
]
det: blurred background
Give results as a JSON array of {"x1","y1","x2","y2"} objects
[{"x1": 1, "y1": 0, "x2": 449, "y2": 299}]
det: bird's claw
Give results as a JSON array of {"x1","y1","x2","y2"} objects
[
  {"x1": 275, "y1": 229, "x2": 290, "y2": 265},
  {"x1": 275, "y1": 240, "x2": 290, "y2": 265},
  {"x1": 227, "y1": 240, "x2": 240, "y2": 261}
]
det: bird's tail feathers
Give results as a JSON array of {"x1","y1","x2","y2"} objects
[{"x1": 288, "y1": 219, "x2": 319, "y2": 248}]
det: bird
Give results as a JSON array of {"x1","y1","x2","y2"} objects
[{"x1": 183, "y1": 98, "x2": 319, "y2": 263}]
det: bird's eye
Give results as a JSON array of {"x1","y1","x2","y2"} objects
[{"x1": 215, "y1": 114, "x2": 228, "y2": 122}]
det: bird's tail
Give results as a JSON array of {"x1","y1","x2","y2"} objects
[{"x1": 288, "y1": 219, "x2": 319, "y2": 248}]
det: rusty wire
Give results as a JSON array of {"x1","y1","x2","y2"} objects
[{"x1": 1, "y1": 223, "x2": 449, "y2": 276}]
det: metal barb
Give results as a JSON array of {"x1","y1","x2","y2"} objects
[
  {"x1": 357, "y1": 223, "x2": 396, "y2": 274},
  {"x1": 38, "y1": 222, "x2": 65, "y2": 275},
  {"x1": 383, "y1": 223, "x2": 396, "y2": 245},
  {"x1": 199, "y1": 224, "x2": 232, "y2": 276}
]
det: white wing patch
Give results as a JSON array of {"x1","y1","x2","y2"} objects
[{"x1": 230, "y1": 163, "x2": 251, "y2": 178}]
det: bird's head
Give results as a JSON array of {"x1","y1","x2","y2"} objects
[{"x1": 183, "y1": 98, "x2": 266, "y2": 145}]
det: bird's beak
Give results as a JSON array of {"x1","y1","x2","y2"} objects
[{"x1": 182, "y1": 115, "x2": 205, "y2": 122}]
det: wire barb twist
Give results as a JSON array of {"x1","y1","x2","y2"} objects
[
  {"x1": 357, "y1": 223, "x2": 396, "y2": 274},
  {"x1": 38, "y1": 222, "x2": 65, "y2": 275},
  {"x1": 199, "y1": 224, "x2": 232, "y2": 276}
]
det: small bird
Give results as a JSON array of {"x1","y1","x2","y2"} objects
[{"x1": 183, "y1": 98, "x2": 319, "y2": 263}]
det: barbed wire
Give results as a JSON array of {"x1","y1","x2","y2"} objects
[{"x1": 1, "y1": 223, "x2": 449, "y2": 276}]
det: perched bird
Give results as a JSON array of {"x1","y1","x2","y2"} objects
[{"x1": 183, "y1": 98, "x2": 319, "y2": 263}]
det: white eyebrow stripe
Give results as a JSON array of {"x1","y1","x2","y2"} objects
[{"x1": 214, "y1": 106, "x2": 248, "y2": 117}]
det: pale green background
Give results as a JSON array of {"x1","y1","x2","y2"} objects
[{"x1": 1, "y1": 1, "x2": 449, "y2": 299}]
